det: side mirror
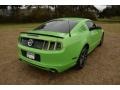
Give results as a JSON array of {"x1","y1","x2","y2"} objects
[
  {"x1": 90, "y1": 25, "x2": 102, "y2": 31},
  {"x1": 89, "y1": 27, "x2": 96, "y2": 31}
]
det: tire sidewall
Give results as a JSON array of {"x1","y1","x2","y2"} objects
[
  {"x1": 99, "y1": 33, "x2": 104, "y2": 46},
  {"x1": 76, "y1": 46, "x2": 88, "y2": 69}
]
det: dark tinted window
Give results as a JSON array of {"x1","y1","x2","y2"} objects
[
  {"x1": 34, "y1": 20, "x2": 78, "y2": 33},
  {"x1": 86, "y1": 21, "x2": 96, "y2": 30}
]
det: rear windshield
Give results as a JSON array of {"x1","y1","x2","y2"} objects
[{"x1": 34, "y1": 20, "x2": 78, "y2": 33}]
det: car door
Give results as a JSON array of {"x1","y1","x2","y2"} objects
[{"x1": 86, "y1": 21, "x2": 99, "y2": 51}]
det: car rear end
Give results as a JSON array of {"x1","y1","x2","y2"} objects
[{"x1": 18, "y1": 32, "x2": 75, "y2": 72}]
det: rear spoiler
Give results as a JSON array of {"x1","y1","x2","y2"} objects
[{"x1": 20, "y1": 32, "x2": 64, "y2": 39}]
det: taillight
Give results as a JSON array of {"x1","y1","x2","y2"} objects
[
  {"x1": 56, "y1": 42, "x2": 62, "y2": 50},
  {"x1": 20, "y1": 37, "x2": 62, "y2": 51},
  {"x1": 49, "y1": 42, "x2": 55, "y2": 50}
]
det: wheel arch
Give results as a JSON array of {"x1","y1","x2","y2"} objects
[
  {"x1": 81, "y1": 43, "x2": 89, "y2": 53},
  {"x1": 84, "y1": 43, "x2": 89, "y2": 50}
]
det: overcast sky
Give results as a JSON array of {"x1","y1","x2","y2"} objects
[{"x1": 94, "y1": 5, "x2": 107, "y2": 11}]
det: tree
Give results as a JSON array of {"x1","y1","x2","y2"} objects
[
  {"x1": 99, "y1": 5, "x2": 120, "y2": 18},
  {"x1": 0, "y1": 5, "x2": 99, "y2": 23},
  {"x1": 0, "y1": 5, "x2": 8, "y2": 16}
]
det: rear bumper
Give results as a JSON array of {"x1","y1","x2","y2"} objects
[
  {"x1": 18, "y1": 44, "x2": 76, "y2": 72},
  {"x1": 19, "y1": 58, "x2": 60, "y2": 72}
]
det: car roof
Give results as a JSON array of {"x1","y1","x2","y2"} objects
[{"x1": 52, "y1": 17, "x2": 90, "y2": 22}]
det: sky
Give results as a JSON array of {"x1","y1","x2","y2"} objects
[{"x1": 94, "y1": 5, "x2": 107, "y2": 11}]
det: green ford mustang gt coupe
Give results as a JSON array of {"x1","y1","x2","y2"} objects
[{"x1": 18, "y1": 18, "x2": 104, "y2": 72}]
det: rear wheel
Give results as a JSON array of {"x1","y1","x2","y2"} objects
[{"x1": 76, "y1": 46, "x2": 88, "y2": 69}]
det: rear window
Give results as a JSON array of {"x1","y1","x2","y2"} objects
[{"x1": 34, "y1": 20, "x2": 78, "y2": 33}]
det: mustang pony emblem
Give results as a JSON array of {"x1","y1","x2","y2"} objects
[{"x1": 28, "y1": 39, "x2": 33, "y2": 46}]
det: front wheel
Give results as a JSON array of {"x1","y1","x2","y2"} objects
[
  {"x1": 76, "y1": 46, "x2": 88, "y2": 69},
  {"x1": 98, "y1": 33, "x2": 104, "y2": 46}
]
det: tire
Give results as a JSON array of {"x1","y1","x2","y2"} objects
[
  {"x1": 76, "y1": 46, "x2": 88, "y2": 69},
  {"x1": 98, "y1": 33, "x2": 104, "y2": 46}
]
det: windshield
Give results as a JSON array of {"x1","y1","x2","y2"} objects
[{"x1": 34, "y1": 20, "x2": 78, "y2": 33}]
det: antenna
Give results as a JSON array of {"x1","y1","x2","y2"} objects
[{"x1": 68, "y1": 20, "x2": 71, "y2": 37}]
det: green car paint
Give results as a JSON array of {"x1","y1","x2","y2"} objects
[{"x1": 18, "y1": 18, "x2": 104, "y2": 72}]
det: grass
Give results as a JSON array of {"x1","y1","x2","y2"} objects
[
  {"x1": 0, "y1": 21, "x2": 119, "y2": 33},
  {"x1": 97, "y1": 17, "x2": 120, "y2": 23},
  {"x1": 0, "y1": 23, "x2": 40, "y2": 31}
]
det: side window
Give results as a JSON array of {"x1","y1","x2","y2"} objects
[{"x1": 86, "y1": 21, "x2": 96, "y2": 30}]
